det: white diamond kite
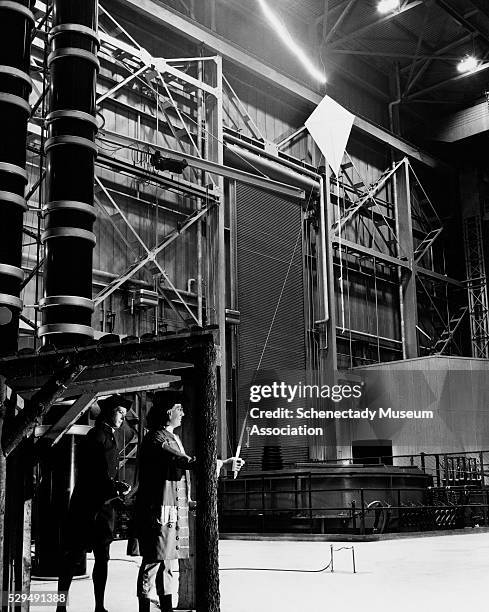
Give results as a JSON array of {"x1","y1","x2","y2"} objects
[{"x1": 305, "y1": 95, "x2": 355, "y2": 177}]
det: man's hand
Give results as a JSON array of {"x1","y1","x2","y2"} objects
[
  {"x1": 223, "y1": 457, "x2": 245, "y2": 472},
  {"x1": 115, "y1": 480, "x2": 132, "y2": 496}
]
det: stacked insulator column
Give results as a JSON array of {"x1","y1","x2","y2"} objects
[
  {"x1": 39, "y1": 0, "x2": 99, "y2": 347},
  {"x1": 0, "y1": 1, "x2": 34, "y2": 355}
]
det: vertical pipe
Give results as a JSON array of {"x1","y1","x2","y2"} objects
[
  {"x1": 196, "y1": 58, "x2": 204, "y2": 327},
  {"x1": 39, "y1": 0, "x2": 99, "y2": 347},
  {"x1": 319, "y1": 166, "x2": 338, "y2": 460},
  {"x1": 0, "y1": 0, "x2": 34, "y2": 356}
]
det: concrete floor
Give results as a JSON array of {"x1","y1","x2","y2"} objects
[{"x1": 33, "y1": 531, "x2": 489, "y2": 612}]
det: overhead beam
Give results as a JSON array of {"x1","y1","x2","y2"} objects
[
  {"x1": 435, "y1": 0, "x2": 489, "y2": 47},
  {"x1": 98, "y1": 129, "x2": 305, "y2": 199},
  {"x1": 328, "y1": 0, "x2": 424, "y2": 48},
  {"x1": 114, "y1": 0, "x2": 445, "y2": 169},
  {"x1": 400, "y1": 33, "x2": 472, "y2": 73},
  {"x1": 468, "y1": 0, "x2": 489, "y2": 21},
  {"x1": 405, "y1": 61, "x2": 489, "y2": 100},
  {"x1": 428, "y1": 98, "x2": 489, "y2": 142},
  {"x1": 415, "y1": 265, "x2": 463, "y2": 286},
  {"x1": 330, "y1": 49, "x2": 461, "y2": 61},
  {"x1": 324, "y1": 0, "x2": 356, "y2": 44},
  {"x1": 402, "y1": 33, "x2": 473, "y2": 95},
  {"x1": 331, "y1": 236, "x2": 410, "y2": 269}
]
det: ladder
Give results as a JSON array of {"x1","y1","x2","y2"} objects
[
  {"x1": 429, "y1": 306, "x2": 468, "y2": 355},
  {"x1": 414, "y1": 227, "x2": 442, "y2": 264}
]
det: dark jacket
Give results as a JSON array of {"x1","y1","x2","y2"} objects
[
  {"x1": 66, "y1": 421, "x2": 120, "y2": 549},
  {"x1": 134, "y1": 428, "x2": 195, "y2": 560}
]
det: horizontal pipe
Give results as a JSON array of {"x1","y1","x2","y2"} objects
[
  {"x1": 225, "y1": 131, "x2": 319, "y2": 180},
  {"x1": 224, "y1": 143, "x2": 320, "y2": 194}
]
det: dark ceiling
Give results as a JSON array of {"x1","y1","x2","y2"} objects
[{"x1": 291, "y1": 0, "x2": 489, "y2": 110}]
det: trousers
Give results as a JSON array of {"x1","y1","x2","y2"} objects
[{"x1": 137, "y1": 558, "x2": 179, "y2": 599}]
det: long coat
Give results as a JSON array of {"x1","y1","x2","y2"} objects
[
  {"x1": 66, "y1": 421, "x2": 120, "y2": 550},
  {"x1": 134, "y1": 428, "x2": 194, "y2": 561}
]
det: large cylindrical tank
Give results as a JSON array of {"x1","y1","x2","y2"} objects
[
  {"x1": 0, "y1": 0, "x2": 34, "y2": 355},
  {"x1": 40, "y1": 0, "x2": 99, "y2": 347},
  {"x1": 32, "y1": 434, "x2": 86, "y2": 577},
  {"x1": 220, "y1": 464, "x2": 433, "y2": 534}
]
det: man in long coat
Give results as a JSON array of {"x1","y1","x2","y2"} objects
[
  {"x1": 134, "y1": 391, "x2": 243, "y2": 612},
  {"x1": 57, "y1": 394, "x2": 131, "y2": 612}
]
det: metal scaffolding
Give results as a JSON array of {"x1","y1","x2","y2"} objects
[
  {"x1": 19, "y1": 1, "x2": 474, "y2": 467},
  {"x1": 463, "y1": 215, "x2": 489, "y2": 358}
]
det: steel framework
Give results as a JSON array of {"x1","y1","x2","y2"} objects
[
  {"x1": 17, "y1": 1, "x2": 474, "y2": 468},
  {"x1": 463, "y1": 215, "x2": 489, "y2": 358}
]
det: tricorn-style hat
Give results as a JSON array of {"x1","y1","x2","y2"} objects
[{"x1": 98, "y1": 394, "x2": 132, "y2": 413}]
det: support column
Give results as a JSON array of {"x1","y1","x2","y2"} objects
[
  {"x1": 40, "y1": 0, "x2": 99, "y2": 347},
  {"x1": 318, "y1": 167, "x2": 338, "y2": 460},
  {"x1": 395, "y1": 159, "x2": 418, "y2": 358},
  {"x1": 205, "y1": 56, "x2": 227, "y2": 458},
  {"x1": 194, "y1": 339, "x2": 220, "y2": 612},
  {"x1": 389, "y1": 67, "x2": 418, "y2": 358},
  {"x1": 0, "y1": 0, "x2": 34, "y2": 355}
]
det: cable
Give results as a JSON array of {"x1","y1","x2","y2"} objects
[
  {"x1": 220, "y1": 546, "x2": 356, "y2": 574},
  {"x1": 220, "y1": 561, "x2": 332, "y2": 573}
]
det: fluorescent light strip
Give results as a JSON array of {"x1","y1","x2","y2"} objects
[{"x1": 257, "y1": 0, "x2": 327, "y2": 84}]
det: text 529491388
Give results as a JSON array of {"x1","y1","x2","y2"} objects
[{"x1": 1, "y1": 591, "x2": 68, "y2": 607}]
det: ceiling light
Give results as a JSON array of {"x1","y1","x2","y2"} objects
[
  {"x1": 257, "y1": 0, "x2": 327, "y2": 84},
  {"x1": 457, "y1": 55, "x2": 479, "y2": 73},
  {"x1": 377, "y1": 0, "x2": 400, "y2": 14}
]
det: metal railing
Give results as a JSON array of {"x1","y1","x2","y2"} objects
[
  {"x1": 219, "y1": 468, "x2": 489, "y2": 535},
  {"x1": 297, "y1": 449, "x2": 489, "y2": 487}
]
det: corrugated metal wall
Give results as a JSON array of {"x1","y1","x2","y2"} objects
[{"x1": 235, "y1": 183, "x2": 309, "y2": 470}]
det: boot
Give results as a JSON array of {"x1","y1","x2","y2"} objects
[
  {"x1": 138, "y1": 598, "x2": 151, "y2": 612},
  {"x1": 158, "y1": 594, "x2": 173, "y2": 612}
]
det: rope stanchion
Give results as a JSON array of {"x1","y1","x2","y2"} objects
[{"x1": 330, "y1": 544, "x2": 356, "y2": 573}]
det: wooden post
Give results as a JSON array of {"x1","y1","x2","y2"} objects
[
  {"x1": 0, "y1": 376, "x2": 7, "y2": 601},
  {"x1": 195, "y1": 339, "x2": 220, "y2": 612}
]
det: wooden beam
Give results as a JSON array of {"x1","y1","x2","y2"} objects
[
  {"x1": 43, "y1": 393, "x2": 96, "y2": 445},
  {"x1": 67, "y1": 372, "x2": 181, "y2": 397},
  {"x1": 3, "y1": 362, "x2": 86, "y2": 457},
  {"x1": 7, "y1": 359, "x2": 192, "y2": 394}
]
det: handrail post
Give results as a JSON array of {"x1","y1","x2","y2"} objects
[
  {"x1": 360, "y1": 489, "x2": 366, "y2": 535},
  {"x1": 308, "y1": 472, "x2": 313, "y2": 533},
  {"x1": 479, "y1": 451, "x2": 486, "y2": 488},
  {"x1": 397, "y1": 488, "x2": 402, "y2": 531}
]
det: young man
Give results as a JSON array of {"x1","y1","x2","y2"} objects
[{"x1": 57, "y1": 394, "x2": 132, "y2": 612}]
